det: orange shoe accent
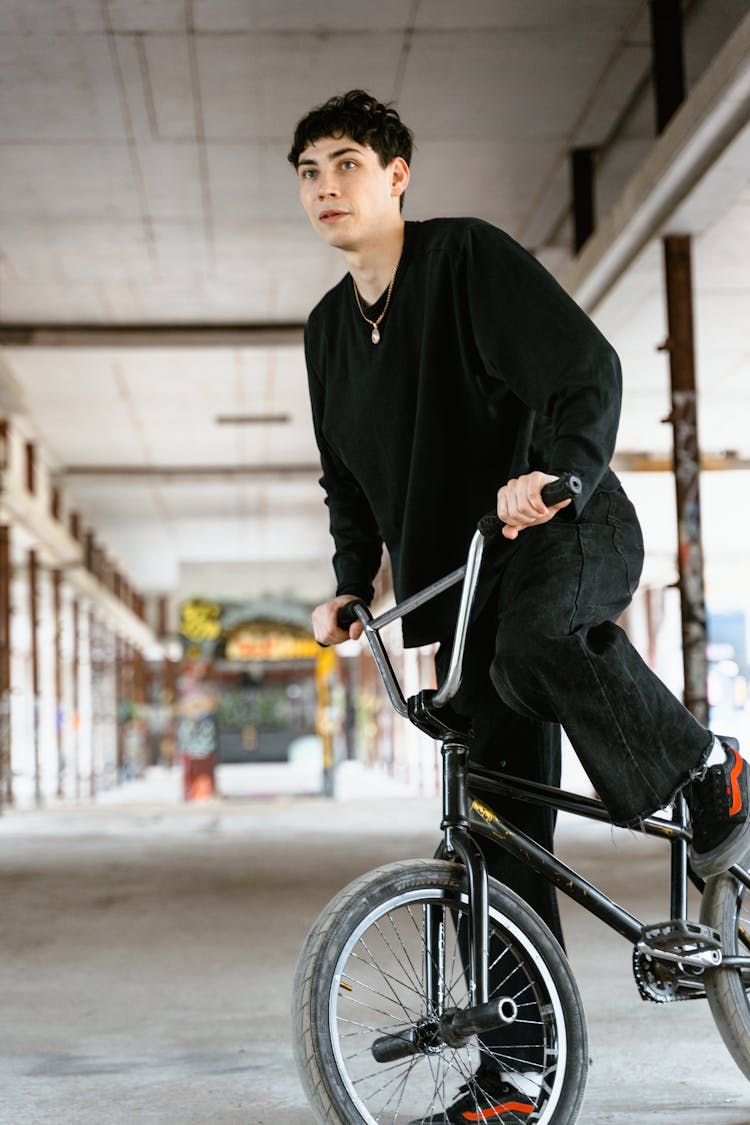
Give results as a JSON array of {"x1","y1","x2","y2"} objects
[
  {"x1": 461, "y1": 1104, "x2": 534, "y2": 1121},
  {"x1": 728, "y1": 749, "x2": 744, "y2": 816}
]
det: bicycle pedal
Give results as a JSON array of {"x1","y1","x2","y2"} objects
[{"x1": 637, "y1": 919, "x2": 722, "y2": 966}]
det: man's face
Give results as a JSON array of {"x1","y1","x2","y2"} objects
[{"x1": 296, "y1": 135, "x2": 408, "y2": 251}]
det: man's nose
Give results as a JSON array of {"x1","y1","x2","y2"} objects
[{"x1": 317, "y1": 170, "x2": 339, "y2": 197}]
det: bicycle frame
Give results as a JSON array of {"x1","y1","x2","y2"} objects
[
  {"x1": 346, "y1": 522, "x2": 750, "y2": 1019},
  {"x1": 429, "y1": 724, "x2": 750, "y2": 1014}
]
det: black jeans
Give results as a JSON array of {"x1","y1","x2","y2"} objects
[{"x1": 435, "y1": 485, "x2": 711, "y2": 1065}]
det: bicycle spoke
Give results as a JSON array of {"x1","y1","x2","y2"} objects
[
  {"x1": 356, "y1": 932, "x2": 418, "y2": 1016},
  {"x1": 384, "y1": 908, "x2": 427, "y2": 996},
  {"x1": 344, "y1": 960, "x2": 427, "y2": 1011}
]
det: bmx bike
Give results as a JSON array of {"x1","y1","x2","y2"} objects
[{"x1": 292, "y1": 475, "x2": 750, "y2": 1123}]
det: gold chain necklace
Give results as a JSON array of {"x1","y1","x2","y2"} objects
[{"x1": 351, "y1": 260, "x2": 399, "y2": 344}]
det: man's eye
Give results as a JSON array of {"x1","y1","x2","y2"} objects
[
  {"x1": 301, "y1": 168, "x2": 317, "y2": 180},
  {"x1": 341, "y1": 160, "x2": 357, "y2": 170}
]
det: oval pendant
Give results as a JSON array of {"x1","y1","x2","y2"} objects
[{"x1": 371, "y1": 325, "x2": 380, "y2": 344}]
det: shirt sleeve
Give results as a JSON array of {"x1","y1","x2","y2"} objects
[
  {"x1": 306, "y1": 343, "x2": 383, "y2": 603},
  {"x1": 462, "y1": 221, "x2": 622, "y2": 512}
]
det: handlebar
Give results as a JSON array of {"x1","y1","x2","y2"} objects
[
  {"x1": 334, "y1": 472, "x2": 582, "y2": 715},
  {"x1": 476, "y1": 472, "x2": 581, "y2": 541},
  {"x1": 336, "y1": 599, "x2": 366, "y2": 633}
]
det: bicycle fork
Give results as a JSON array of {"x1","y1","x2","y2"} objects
[
  {"x1": 371, "y1": 737, "x2": 516, "y2": 1064},
  {"x1": 434, "y1": 736, "x2": 490, "y2": 1008},
  {"x1": 385, "y1": 691, "x2": 519, "y2": 1050}
]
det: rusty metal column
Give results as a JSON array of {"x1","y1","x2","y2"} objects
[
  {"x1": 0, "y1": 526, "x2": 11, "y2": 810},
  {"x1": 663, "y1": 236, "x2": 708, "y2": 724},
  {"x1": 650, "y1": 0, "x2": 708, "y2": 724},
  {"x1": 28, "y1": 549, "x2": 41, "y2": 805}
]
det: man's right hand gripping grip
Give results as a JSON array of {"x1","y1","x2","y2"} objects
[{"x1": 477, "y1": 471, "x2": 582, "y2": 541}]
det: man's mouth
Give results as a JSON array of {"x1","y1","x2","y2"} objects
[{"x1": 318, "y1": 209, "x2": 349, "y2": 222}]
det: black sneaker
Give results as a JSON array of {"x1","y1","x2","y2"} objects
[
  {"x1": 410, "y1": 1066, "x2": 535, "y2": 1122},
  {"x1": 687, "y1": 736, "x2": 750, "y2": 878}
]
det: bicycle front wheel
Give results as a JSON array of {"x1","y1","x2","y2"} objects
[
  {"x1": 700, "y1": 850, "x2": 750, "y2": 1079},
  {"x1": 292, "y1": 858, "x2": 588, "y2": 1124}
]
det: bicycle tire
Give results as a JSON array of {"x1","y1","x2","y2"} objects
[
  {"x1": 292, "y1": 858, "x2": 588, "y2": 1124},
  {"x1": 700, "y1": 848, "x2": 750, "y2": 1079}
]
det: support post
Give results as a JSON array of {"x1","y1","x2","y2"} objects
[
  {"x1": 571, "y1": 147, "x2": 596, "y2": 253},
  {"x1": 0, "y1": 526, "x2": 11, "y2": 809},
  {"x1": 649, "y1": 0, "x2": 686, "y2": 132},
  {"x1": 651, "y1": 0, "x2": 708, "y2": 725},
  {"x1": 115, "y1": 634, "x2": 125, "y2": 781},
  {"x1": 72, "y1": 596, "x2": 81, "y2": 800},
  {"x1": 52, "y1": 569, "x2": 64, "y2": 799},
  {"x1": 28, "y1": 548, "x2": 41, "y2": 806},
  {"x1": 663, "y1": 235, "x2": 708, "y2": 725},
  {"x1": 89, "y1": 608, "x2": 97, "y2": 798}
]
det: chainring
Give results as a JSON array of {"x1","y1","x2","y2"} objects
[{"x1": 632, "y1": 920, "x2": 721, "y2": 1002}]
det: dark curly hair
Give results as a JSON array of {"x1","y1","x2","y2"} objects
[{"x1": 287, "y1": 89, "x2": 414, "y2": 171}]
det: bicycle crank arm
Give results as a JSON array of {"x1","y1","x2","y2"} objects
[
  {"x1": 636, "y1": 940, "x2": 721, "y2": 968},
  {"x1": 370, "y1": 996, "x2": 518, "y2": 1062}
]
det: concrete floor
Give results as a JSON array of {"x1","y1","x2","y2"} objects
[{"x1": 1, "y1": 789, "x2": 750, "y2": 1124}]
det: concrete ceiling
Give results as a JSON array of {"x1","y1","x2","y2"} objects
[{"x1": 0, "y1": 0, "x2": 748, "y2": 605}]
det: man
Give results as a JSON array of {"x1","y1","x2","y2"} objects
[{"x1": 289, "y1": 89, "x2": 748, "y2": 1121}]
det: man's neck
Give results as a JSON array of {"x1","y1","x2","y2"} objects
[{"x1": 343, "y1": 221, "x2": 405, "y2": 306}]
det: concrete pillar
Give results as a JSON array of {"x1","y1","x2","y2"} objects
[
  {"x1": 71, "y1": 596, "x2": 82, "y2": 800},
  {"x1": 0, "y1": 526, "x2": 11, "y2": 809},
  {"x1": 88, "y1": 608, "x2": 98, "y2": 798},
  {"x1": 115, "y1": 634, "x2": 125, "y2": 781},
  {"x1": 52, "y1": 568, "x2": 64, "y2": 799},
  {"x1": 28, "y1": 549, "x2": 41, "y2": 806}
]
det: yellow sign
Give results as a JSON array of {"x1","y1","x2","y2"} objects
[{"x1": 181, "y1": 600, "x2": 222, "y2": 643}]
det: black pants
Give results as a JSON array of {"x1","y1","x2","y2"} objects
[{"x1": 434, "y1": 485, "x2": 711, "y2": 1065}]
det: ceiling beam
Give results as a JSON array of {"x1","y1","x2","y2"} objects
[
  {"x1": 0, "y1": 324, "x2": 305, "y2": 348},
  {"x1": 59, "y1": 454, "x2": 750, "y2": 482},
  {"x1": 563, "y1": 11, "x2": 750, "y2": 312},
  {"x1": 61, "y1": 463, "x2": 321, "y2": 482},
  {"x1": 613, "y1": 451, "x2": 750, "y2": 472}
]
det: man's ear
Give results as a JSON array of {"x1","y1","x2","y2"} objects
[{"x1": 390, "y1": 156, "x2": 410, "y2": 200}]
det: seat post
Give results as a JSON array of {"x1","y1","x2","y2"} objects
[{"x1": 441, "y1": 737, "x2": 471, "y2": 832}]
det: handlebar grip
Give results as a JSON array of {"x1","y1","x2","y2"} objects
[
  {"x1": 478, "y1": 472, "x2": 582, "y2": 541},
  {"x1": 539, "y1": 471, "x2": 582, "y2": 506},
  {"x1": 336, "y1": 599, "x2": 366, "y2": 631}
]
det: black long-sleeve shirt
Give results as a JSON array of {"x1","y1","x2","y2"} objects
[{"x1": 305, "y1": 217, "x2": 621, "y2": 646}]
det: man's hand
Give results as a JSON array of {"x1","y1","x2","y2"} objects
[
  {"x1": 496, "y1": 471, "x2": 572, "y2": 540},
  {"x1": 312, "y1": 594, "x2": 366, "y2": 646}
]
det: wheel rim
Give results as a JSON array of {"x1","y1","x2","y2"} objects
[{"x1": 328, "y1": 885, "x2": 569, "y2": 1124}]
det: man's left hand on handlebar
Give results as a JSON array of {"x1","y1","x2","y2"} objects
[
  {"x1": 312, "y1": 594, "x2": 366, "y2": 646},
  {"x1": 496, "y1": 471, "x2": 572, "y2": 540}
]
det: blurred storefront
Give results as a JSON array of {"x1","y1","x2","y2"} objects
[{"x1": 178, "y1": 597, "x2": 324, "y2": 798}]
